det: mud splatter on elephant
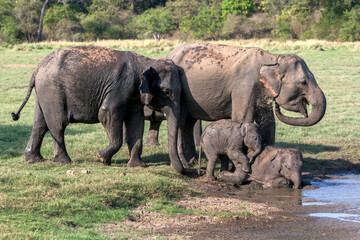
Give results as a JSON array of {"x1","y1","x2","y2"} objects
[
  {"x1": 12, "y1": 46, "x2": 184, "y2": 172},
  {"x1": 168, "y1": 43, "x2": 326, "y2": 164}
]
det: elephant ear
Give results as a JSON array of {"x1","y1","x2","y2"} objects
[
  {"x1": 259, "y1": 64, "x2": 282, "y2": 98},
  {"x1": 240, "y1": 123, "x2": 247, "y2": 136},
  {"x1": 140, "y1": 67, "x2": 161, "y2": 105},
  {"x1": 269, "y1": 151, "x2": 281, "y2": 173}
]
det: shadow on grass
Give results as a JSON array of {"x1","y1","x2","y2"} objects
[
  {"x1": 276, "y1": 142, "x2": 340, "y2": 154},
  {"x1": 302, "y1": 157, "x2": 360, "y2": 175},
  {"x1": 111, "y1": 153, "x2": 171, "y2": 167},
  {"x1": 0, "y1": 124, "x2": 101, "y2": 159}
]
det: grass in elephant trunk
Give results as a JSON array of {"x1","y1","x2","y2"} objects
[{"x1": 0, "y1": 40, "x2": 359, "y2": 238}]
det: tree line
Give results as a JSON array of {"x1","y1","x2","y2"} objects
[{"x1": 1, "y1": 0, "x2": 360, "y2": 45}]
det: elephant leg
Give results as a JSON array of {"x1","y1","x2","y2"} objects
[
  {"x1": 42, "y1": 106, "x2": 71, "y2": 164},
  {"x1": 219, "y1": 155, "x2": 230, "y2": 172},
  {"x1": 125, "y1": 110, "x2": 145, "y2": 167},
  {"x1": 145, "y1": 120, "x2": 161, "y2": 146},
  {"x1": 24, "y1": 101, "x2": 48, "y2": 163},
  {"x1": 182, "y1": 116, "x2": 198, "y2": 163},
  {"x1": 217, "y1": 169, "x2": 247, "y2": 184},
  {"x1": 204, "y1": 148, "x2": 218, "y2": 181},
  {"x1": 97, "y1": 95, "x2": 125, "y2": 165},
  {"x1": 255, "y1": 106, "x2": 275, "y2": 145},
  {"x1": 227, "y1": 150, "x2": 251, "y2": 173},
  {"x1": 193, "y1": 120, "x2": 202, "y2": 147}
]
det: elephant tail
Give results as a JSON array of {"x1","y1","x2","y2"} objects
[
  {"x1": 11, "y1": 72, "x2": 36, "y2": 121},
  {"x1": 198, "y1": 144, "x2": 202, "y2": 176}
]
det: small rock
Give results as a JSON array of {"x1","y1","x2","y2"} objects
[
  {"x1": 81, "y1": 169, "x2": 91, "y2": 174},
  {"x1": 66, "y1": 170, "x2": 74, "y2": 176}
]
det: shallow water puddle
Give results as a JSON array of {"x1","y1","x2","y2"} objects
[{"x1": 302, "y1": 174, "x2": 360, "y2": 223}]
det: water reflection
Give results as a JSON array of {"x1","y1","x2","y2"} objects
[{"x1": 302, "y1": 174, "x2": 360, "y2": 223}]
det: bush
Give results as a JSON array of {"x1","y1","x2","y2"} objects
[
  {"x1": 339, "y1": 6, "x2": 360, "y2": 41},
  {"x1": 222, "y1": 13, "x2": 274, "y2": 39},
  {"x1": 132, "y1": 7, "x2": 177, "y2": 39},
  {"x1": 181, "y1": 0, "x2": 223, "y2": 39},
  {"x1": 0, "y1": 16, "x2": 21, "y2": 45}
]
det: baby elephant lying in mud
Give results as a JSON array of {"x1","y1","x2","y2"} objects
[
  {"x1": 199, "y1": 120, "x2": 263, "y2": 180},
  {"x1": 218, "y1": 146, "x2": 303, "y2": 189}
]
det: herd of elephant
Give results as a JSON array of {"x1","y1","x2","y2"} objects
[{"x1": 12, "y1": 43, "x2": 326, "y2": 189}]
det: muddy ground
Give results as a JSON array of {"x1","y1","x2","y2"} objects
[{"x1": 102, "y1": 160, "x2": 360, "y2": 239}]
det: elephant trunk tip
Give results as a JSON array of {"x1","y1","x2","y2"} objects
[{"x1": 11, "y1": 112, "x2": 20, "y2": 121}]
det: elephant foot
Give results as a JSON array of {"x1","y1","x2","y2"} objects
[
  {"x1": 53, "y1": 155, "x2": 72, "y2": 164},
  {"x1": 24, "y1": 152, "x2": 46, "y2": 164},
  {"x1": 127, "y1": 158, "x2": 146, "y2": 168},
  {"x1": 97, "y1": 151, "x2": 111, "y2": 165},
  {"x1": 145, "y1": 137, "x2": 160, "y2": 146},
  {"x1": 217, "y1": 170, "x2": 247, "y2": 184}
]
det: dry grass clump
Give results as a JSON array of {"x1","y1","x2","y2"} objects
[{"x1": 5, "y1": 39, "x2": 360, "y2": 52}]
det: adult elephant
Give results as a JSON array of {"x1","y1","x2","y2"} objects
[
  {"x1": 143, "y1": 106, "x2": 202, "y2": 147},
  {"x1": 168, "y1": 43, "x2": 326, "y2": 163},
  {"x1": 12, "y1": 46, "x2": 184, "y2": 173}
]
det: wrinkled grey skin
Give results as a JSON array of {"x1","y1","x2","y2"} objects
[
  {"x1": 12, "y1": 46, "x2": 184, "y2": 173},
  {"x1": 200, "y1": 120, "x2": 262, "y2": 180},
  {"x1": 143, "y1": 106, "x2": 202, "y2": 147},
  {"x1": 218, "y1": 146, "x2": 303, "y2": 189},
  {"x1": 168, "y1": 43, "x2": 326, "y2": 164}
]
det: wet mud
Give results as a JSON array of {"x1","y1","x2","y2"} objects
[{"x1": 162, "y1": 175, "x2": 360, "y2": 240}]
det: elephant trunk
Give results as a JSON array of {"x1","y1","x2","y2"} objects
[
  {"x1": 275, "y1": 86, "x2": 326, "y2": 126},
  {"x1": 291, "y1": 173, "x2": 302, "y2": 189},
  {"x1": 249, "y1": 144, "x2": 262, "y2": 164},
  {"x1": 163, "y1": 106, "x2": 184, "y2": 174}
]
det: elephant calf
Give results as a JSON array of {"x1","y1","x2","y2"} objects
[
  {"x1": 248, "y1": 146, "x2": 303, "y2": 189},
  {"x1": 200, "y1": 120, "x2": 262, "y2": 180},
  {"x1": 218, "y1": 146, "x2": 303, "y2": 189}
]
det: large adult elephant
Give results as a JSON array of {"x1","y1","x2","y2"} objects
[
  {"x1": 168, "y1": 43, "x2": 326, "y2": 163},
  {"x1": 12, "y1": 46, "x2": 184, "y2": 173}
]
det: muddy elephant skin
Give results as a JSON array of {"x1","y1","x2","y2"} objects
[
  {"x1": 217, "y1": 146, "x2": 303, "y2": 188},
  {"x1": 249, "y1": 146, "x2": 303, "y2": 189},
  {"x1": 12, "y1": 46, "x2": 184, "y2": 173},
  {"x1": 168, "y1": 43, "x2": 326, "y2": 163},
  {"x1": 200, "y1": 120, "x2": 262, "y2": 180}
]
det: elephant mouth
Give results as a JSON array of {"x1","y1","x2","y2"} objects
[
  {"x1": 277, "y1": 97, "x2": 309, "y2": 118},
  {"x1": 300, "y1": 98, "x2": 309, "y2": 118}
]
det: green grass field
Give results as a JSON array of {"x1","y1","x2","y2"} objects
[{"x1": 0, "y1": 39, "x2": 359, "y2": 239}]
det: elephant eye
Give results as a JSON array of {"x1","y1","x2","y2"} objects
[{"x1": 299, "y1": 80, "x2": 307, "y2": 86}]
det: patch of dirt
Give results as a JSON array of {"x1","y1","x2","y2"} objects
[{"x1": 100, "y1": 160, "x2": 360, "y2": 239}]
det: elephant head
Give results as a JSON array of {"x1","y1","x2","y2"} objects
[
  {"x1": 271, "y1": 148, "x2": 303, "y2": 189},
  {"x1": 260, "y1": 55, "x2": 326, "y2": 126},
  {"x1": 139, "y1": 60, "x2": 183, "y2": 173},
  {"x1": 241, "y1": 123, "x2": 262, "y2": 164}
]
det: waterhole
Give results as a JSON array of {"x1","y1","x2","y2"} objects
[{"x1": 302, "y1": 174, "x2": 360, "y2": 223}]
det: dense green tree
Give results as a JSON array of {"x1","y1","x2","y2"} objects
[
  {"x1": 13, "y1": 0, "x2": 43, "y2": 42},
  {"x1": 43, "y1": 3, "x2": 80, "y2": 41},
  {"x1": 2, "y1": 0, "x2": 360, "y2": 44},
  {"x1": 181, "y1": 0, "x2": 223, "y2": 39},
  {"x1": 0, "y1": 0, "x2": 20, "y2": 44},
  {"x1": 132, "y1": 6, "x2": 176, "y2": 39},
  {"x1": 221, "y1": 0, "x2": 258, "y2": 18},
  {"x1": 166, "y1": 0, "x2": 202, "y2": 28},
  {"x1": 81, "y1": 0, "x2": 133, "y2": 40},
  {"x1": 340, "y1": 5, "x2": 360, "y2": 41},
  {"x1": 131, "y1": 0, "x2": 168, "y2": 14}
]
